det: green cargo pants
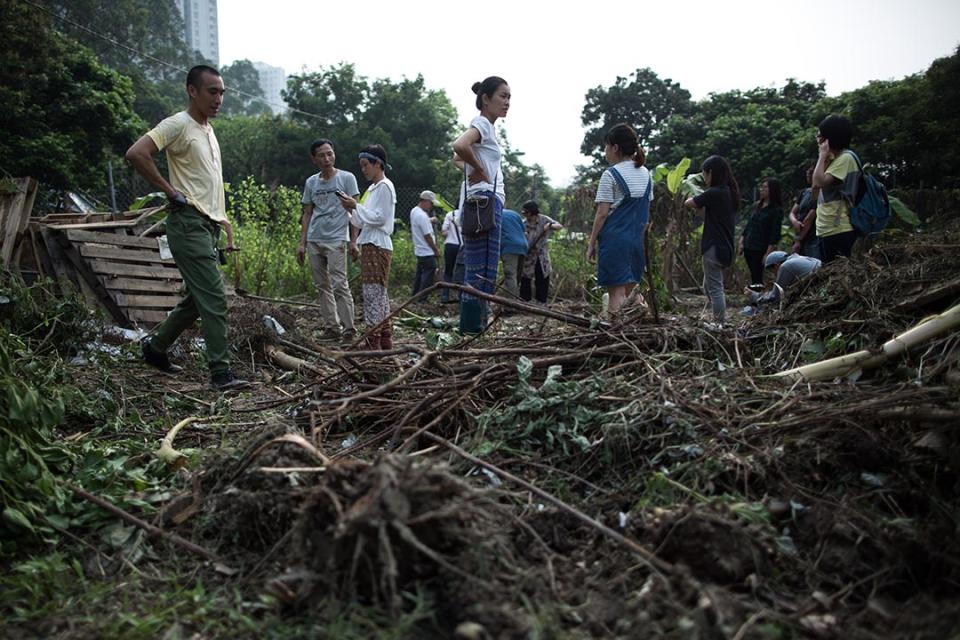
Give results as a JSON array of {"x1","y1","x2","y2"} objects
[{"x1": 151, "y1": 205, "x2": 230, "y2": 374}]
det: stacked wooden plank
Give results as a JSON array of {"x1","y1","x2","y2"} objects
[
  {"x1": 59, "y1": 227, "x2": 183, "y2": 326},
  {"x1": 3, "y1": 184, "x2": 184, "y2": 327},
  {"x1": 0, "y1": 177, "x2": 39, "y2": 269}
]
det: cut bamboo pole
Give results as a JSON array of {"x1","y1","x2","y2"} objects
[{"x1": 774, "y1": 303, "x2": 960, "y2": 383}]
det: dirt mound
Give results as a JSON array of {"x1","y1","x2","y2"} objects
[
  {"x1": 193, "y1": 422, "x2": 326, "y2": 556},
  {"x1": 271, "y1": 454, "x2": 526, "y2": 630},
  {"x1": 228, "y1": 298, "x2": 301, "y2": 356}
]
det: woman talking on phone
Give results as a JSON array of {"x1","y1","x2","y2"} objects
[
  {"x1": 452, "y1": 76, "x2": 510, "y2": 333},
  {"x1": 336, "y1": 144, "x2": 397, "y2": 349}
]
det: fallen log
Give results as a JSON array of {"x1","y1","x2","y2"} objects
[{"x1": 265, "y1": 344, "x2": 327, "y2": 376}]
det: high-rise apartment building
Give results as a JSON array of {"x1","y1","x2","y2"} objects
[
  {"x1": 174, "y1": 0, "x2": 219, "y2": 66},
  {"x1": 252, "y1": 62, "x2": 288, "y2": 114}
]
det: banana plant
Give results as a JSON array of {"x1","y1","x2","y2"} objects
[{"x1": 651, "y1": 158, "x2": 701, "y2": 293}]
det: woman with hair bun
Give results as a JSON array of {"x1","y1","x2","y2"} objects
[
  {"x1": 586, "y1": 123, "x2": 653, "y2": 317},
  {"x1": 452, "y1": 76, "x2": 510, "y2": 333},
  {"x1": 336, "y1": 144, "x2": 397, "y2": 349}
]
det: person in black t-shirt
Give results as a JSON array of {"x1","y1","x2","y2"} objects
[
  {"x1": 740, "y1": 178, "x2": 784, "y2": 286},
  {"x1": 684, "y1": 155, "x2": 740, "y2": 327}
]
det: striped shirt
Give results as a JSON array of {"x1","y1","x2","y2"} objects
[{"x1": 595, "y1": 160, "x2": 654, "y2": 210}]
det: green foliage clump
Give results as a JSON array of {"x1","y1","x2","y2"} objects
[
  {"x1": 0, "y1": 329, "x2": 69, "y2": 550},
  {"x1": 225, "y1": 177, "x2": 314, "y2": 297},
  {"x1": 0, "y1": 0, "x2": 143, "y2": 191},
  {"x1": 475, "y1": 357, "x2": 607, "y2": 457}
]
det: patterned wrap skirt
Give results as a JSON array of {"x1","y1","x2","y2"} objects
[
  {"x1": 360, "y1": 244, "x2": 392, "y2": 328},
  {"x1": 461, "y1": 193, "x2": 503, "y2": 302}
]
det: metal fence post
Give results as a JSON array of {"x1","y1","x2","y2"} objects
[{"x1": 107, "y1": 159, "x2": 118, "y2": 212}]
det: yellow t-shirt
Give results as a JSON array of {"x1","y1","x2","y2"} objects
[
  {"x1": 146, "y1": 111, "x2": 226, "y2": 223},
  {"x1": 815, "y1": 152, "x2": 856, "y2": 237}
]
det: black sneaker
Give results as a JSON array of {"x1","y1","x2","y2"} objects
[
  {"x1": 141, "y1": 337, "x2": 183, "y2": 374},
  {"x1": 210, "y1": 370, "x2": 250, "y2": 391}
]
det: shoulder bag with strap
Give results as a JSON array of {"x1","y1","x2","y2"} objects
[{"x1": 461, "y1": 163, "x2": 498, "y2": 237}]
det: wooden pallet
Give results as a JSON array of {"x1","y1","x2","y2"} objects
[
  {"x1": 59, "y1": 228, "x2": 183, "y2": 326},
  {"x1": 0, "y1": 177, "x2": 39, "y2": 268}
]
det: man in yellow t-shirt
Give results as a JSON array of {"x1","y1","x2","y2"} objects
[
  {"x1": 812, "y1": 114, "x2": 860, "y2": 263},
  {"x1": 125, "y1": 65, "x2": 247, "y2": 390}
]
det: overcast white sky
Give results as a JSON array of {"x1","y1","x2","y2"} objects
[{"x1": 221, "y1": 0, "x2": 960, "y2": 187}]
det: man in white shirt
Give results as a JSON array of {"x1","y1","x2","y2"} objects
[
  {"x1": 410, "y1": 190, "x2": 440, "y2": 299},
  {"x1": 440, "y1": 208, "x2": 462, "y2": 303}
]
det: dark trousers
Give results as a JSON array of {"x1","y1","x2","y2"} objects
[
  {"x1": 442, "y1": 243, "x2": 460, "y2": 301},
  {"x1": 799, "y1": 236, "x2": 821, "y2": 260},
  {"x1": 820, "y1": 230, "x2": 857, "y2": 263},
  {"x1": 520, "y1": 259, "x2": 550, "y2": 304},
  {"x1": 743, "y1": 248, "x2": 765, "y2": 285},
  {"x1": 151, "y1": 205, "x2": 229, "y2": 374},
  {"x1": 412, "y1": 255, "x2": 438, "y2": 298}
]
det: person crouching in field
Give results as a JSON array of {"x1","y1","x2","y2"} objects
[
  {"x1": 586, "y1": 123, "x2": 653, "y2": 318},
  {"x1": 743, "y1": 251, "x2": 822, "y2": 311},
  {"x1": 684, "y1": 155, "x2": 739, "y2": 328},
  {"x1": 336, "y1": 145, "x2": 397, "y2": 350}
]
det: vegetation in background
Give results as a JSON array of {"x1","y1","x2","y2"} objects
[
  {"x1": 0, "y1": 0, "x2": 143, "y2": 191},
  {"x1": 580, "y1": 48, "x2": 960, "y2": 195},
  {"x1": 219, "y1": 59, "x2": 271, "y2": 117}
]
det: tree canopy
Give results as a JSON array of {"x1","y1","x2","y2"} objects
[
  {"x1": 580, "y1": 68, "x2": 692, "y2": 174},
  {"x1": 220, "y1": 59, "x2": 272, "y2": 117},
  {"x1": 39, "y1": 0, "x2": 195, "y2": 125},
  {"x1": 581, "y1": 49, "x2": 960, "y2": 199},
  {"x1": 282, "y1": 65, "x2": 460, "y2": 194},
  {"x1": 0, "y1": 0, "x2": 142, "y2": 190}
]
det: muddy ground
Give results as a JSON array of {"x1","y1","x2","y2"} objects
[{"x1": 1, "y1": 221, "x2": 959, "y2": 639}]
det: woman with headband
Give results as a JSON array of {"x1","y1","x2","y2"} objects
[
  {"x1": 336, "y1": 144, "x2": 397, "y2": 349},
  {"x1": 452, "y1": 76, "x2": 510, "y2": 333}
]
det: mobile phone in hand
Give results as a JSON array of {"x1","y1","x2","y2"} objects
[{"x1": 334, "y1": 190, "x2": 348, "y2": 199}]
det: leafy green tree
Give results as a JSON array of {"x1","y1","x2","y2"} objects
[
  {"x1": 283, "y1": 65, "x2": 460, "y2": 193},
  {"x1": 580, "y1": 68, "x2": 692, "y2": 173},
  {"x1": 832, "y1": 47, "x2": 960, "y2": 188},
  {"x1": 919, "y1": 46, "x2": 960, "y2": 187},
  {"x1": 214, "y1": 115, "x2": 313, "y2": 187},
  {"x1": 283, "y1": 63, "x2": 368, "y2": 129},
  {"x1": 0, "y1": 0, "x2": 142, "y2": 190},
  {"x1": 220, "y1": 59, "x2": 271, "y2": 117},
  {"x1": 361, "y1": 75, "x2": 459, "y2": 190},
  {"x1": 651, "y1": 82, "x2": 827, "y2": 198},
  {"x1": 39, "y1": 0, "x2": 193, "y2": 124}
]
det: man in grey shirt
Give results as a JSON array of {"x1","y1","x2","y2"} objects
[
  {"x1": 744, "y1": 251, "x2": 822, "y2": 308},
  {"x1": 298, "y1": 139, "x2": 360, "y2": 340}
]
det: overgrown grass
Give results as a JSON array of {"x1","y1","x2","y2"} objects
[{"x1": 1, "y1": 548, "x2": 447, "y2": 639}]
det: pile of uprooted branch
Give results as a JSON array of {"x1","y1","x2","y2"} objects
[{"x1": 161, "y1": 250, "x2": 960, "y2": 637}]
